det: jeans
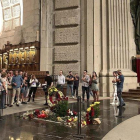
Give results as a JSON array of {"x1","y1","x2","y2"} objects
[
  {"x1": 11, "y1": 88, "x2": 20, "y2": 105},
  {"x1": 28, "y1": 87, "x2": 37, "y2": 99},
  {"x1": 82, "y1": 86, "x2": 89, "y2": 101},
  {"x1": 56, "y1": 84, "x2": 64, "y2": 92},
  {"x1": 117, "y1": 87, "x2": 124, "y2": 106},
  {"x1": 0, "y1": 91, "x2": 6, "y2": 109},
  {"x1": 67, "y1": 84, "x2": 73, "y2": 96},
  {"x1": 73, "y1": 86, "x2": 78, "y2": 97}
]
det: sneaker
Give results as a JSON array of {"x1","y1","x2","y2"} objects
[
  {"x1": 9, "y1": 105, "x2": 13, "y2": 107},
  {"x1": 16, "y1": 103, "x2": 19, "y2": 107},
  {"x1": 22, "y1": 102, "x2": 27, "y2": 104},
  {"x1": 72, "y1": 96, "x2": 75, "y2": 99}
]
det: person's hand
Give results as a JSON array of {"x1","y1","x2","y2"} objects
[{"x1": 14, "y1": 83, "x2": 17, "y2": 86}]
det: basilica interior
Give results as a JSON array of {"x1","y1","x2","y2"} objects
[{"x1": 0, "y1": 0, "x2": 140, "y2": 140}]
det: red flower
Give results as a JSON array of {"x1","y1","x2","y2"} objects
[
  {"x1": 91, "y1": 107, "x2": 94, "y2": 117},
  {"x1": 73, "y1": 111, "x2": 77, "y2": 116},
  {"x1": 86, "y1": 112, "x2": 89, "y2": 117},
  {"x1": 65, "y1": 97, "x2": 68, "y2": 101},
  {"x1": 57, "y1": 93, "x2": 60, "y2": 98},
  {"x1": 37, "y1": 115, "x2": 41, "y2": 118},
  {"x1": 28, "y1": 114, "x2": 34, "y2": 119},
  {"x1": 38, "y1": 114, "x2": 47, "y2": 118},
  {"x1": 49, "y1": 96, "x2": 53, "y2": 103},
  {"x1": 35, "y1": 110, "x2": 40, "y2": 115}
]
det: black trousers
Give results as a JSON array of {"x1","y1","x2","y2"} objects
[
  {"x1": 82, "y1": 86, "x2": 89, "y2": 100},
  {"x1": 73, "y1": 86, "x2": 78, "y2": 97},
  {"x1": 28, "y1": 87, "x2": 37, "y2": 99}
]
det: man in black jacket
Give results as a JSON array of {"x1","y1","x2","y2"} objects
[{"x1": 44, "y1": 71, "x2": 53, "y2": 105}]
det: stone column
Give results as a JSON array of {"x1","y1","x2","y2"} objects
[
  {"x1": 40, "y1": 0, "x2": 53, "y2": 73},
  {"x1": 86, "y1": 0, "x2": 93, "y2": 74},
  {"x1": 107, "y1": 0, "x2": 138, "y2": 95},
  {"x1": 99, "y1": 0, "x2": 108, "y2": 96}
]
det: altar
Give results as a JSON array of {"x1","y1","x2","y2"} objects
[{"x1": 0, "y1": 41, "x2": 40, "y2": 71}]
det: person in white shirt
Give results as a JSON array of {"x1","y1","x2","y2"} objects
[
  {"x1": 56, "y1": 70, "x2": 65, "y2": 91},
  {"x1": 27, "y1": 74, "x2": 38, "y2": 102},
  {"x1": 82, "y1": 70, "x2": 90, "y2": 102},
  {"x1": 110, "y1": 71, "x2": 119, "y2": 105}
]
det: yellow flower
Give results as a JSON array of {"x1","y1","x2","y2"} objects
[
  {"x1": 87, "y1": 107, "x2": 91, "y2": 112},
  {"x1": 74, "y1": 118, "x2": 78, "y2": 122},
  {"x1": 90, "y1": 104, "x2": 95, "y2": 107},
  {"x1": 68, "y1": 118, "x2": 72, "y2": 121},
  {"x1": 54, "y1": 89, "x2": 58, "y2": 92},
  {"x1": 94, "y1": 102, "x2": 100, "y2": 105},
  {"x1": 83, "y1": 121, "x2": 86, "y2": 125}
]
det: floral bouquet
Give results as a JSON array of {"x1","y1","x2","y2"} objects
[
  {"x1": 86, "y1": 102, "x2": 101, "y2": 125},
  {"x1": 48, "y1": 86, "x2": 58, "y2": 96}
]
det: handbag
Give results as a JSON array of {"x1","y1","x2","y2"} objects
[{"x1": 8, "y1": 85, "x2": 13, "y2": 90}]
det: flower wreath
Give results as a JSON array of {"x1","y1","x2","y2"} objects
[{"x1": 47, "y1": 86, "x2": 65, "y2": 107}]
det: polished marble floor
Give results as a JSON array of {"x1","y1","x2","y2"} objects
[{"x1": 0, "y1": 99, "x2": 140, "y2": 140}]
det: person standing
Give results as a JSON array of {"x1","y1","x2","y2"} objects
[
  {"x1": 10, "y1": 70, "x2": 23, "y2": 107},
  {"x1": 116, "y1": 70, "x2": 125, "y2": 107},
  {"x1": 73, "y1": 73, "x2": 79, "y2": 98},
  {"x1": 110, "y1": 71, "x2": 119, "y2": 105},
  {"x1": 44, "y1": 71, "x2": 53, "y2": 105},
  {"x1": 28, "y1": 75, "x2": 38, "y2": 102},
  {"x1": 66, "y1": 71, "x2": 74, "y2": 98},
  {"x1": 56, "y1": 70, "x2": 65, "y2": 92},
  {"x1": 0, "y1": 72, "x2": 8, "y2": 109},
  {"x1": 7, "y1": 72, "x2": 13, "y2": 106},
  {"x1": 91, "y1": 71, "x2": 99, "y2": 102},
  {"x1": 82, "y1": 70, "x2": 90, "y2": 102}
]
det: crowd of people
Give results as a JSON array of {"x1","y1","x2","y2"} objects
[
  {"x1": 0, "y1": 68, "x2": 125, "y2": 110},
  {"x1": 0, "y1": 69, "x2": 39, "y2": 109}
]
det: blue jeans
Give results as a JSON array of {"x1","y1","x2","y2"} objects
[
  {"x1": 117, "y1": 87, "x2": 124, "y2": 106},
  {"x1": 67, "y1": 84, "x2": 73, "y2": 96}
]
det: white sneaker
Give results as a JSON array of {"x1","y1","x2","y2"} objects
[
  {"x1": 72, "y1": 96, "x2": 75, "y2": 99},
  {"x1": 110, "y1": 102, "x2": 115, "y2": 105}
]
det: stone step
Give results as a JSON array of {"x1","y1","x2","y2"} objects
[
  {"x1": 129, "y1": 89, "x2": 140, "y2": 93},
  {"x1": 123, "y1": 92, "x2": 140, "y2": 95},
  {"x1": 122, "y1": 92, "x2": 140, "y2": 98},
  {"x1": 122, "y1": 94, "x2": 140, "y2": 98}
]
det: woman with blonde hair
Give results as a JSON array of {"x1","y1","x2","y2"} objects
[{"x1": 27, "y1": 74, "x2": 38, "y2": 102}]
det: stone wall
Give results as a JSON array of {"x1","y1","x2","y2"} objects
[
  {"x1": 0, "y1": 0, "x2": 40, "y2": 48},
  {"x1": 40, "y1": 0, "x2": 138, "y2": 96},
  {"x1": 53, "y1": 0, "x2": 81, "y2": 75}
]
